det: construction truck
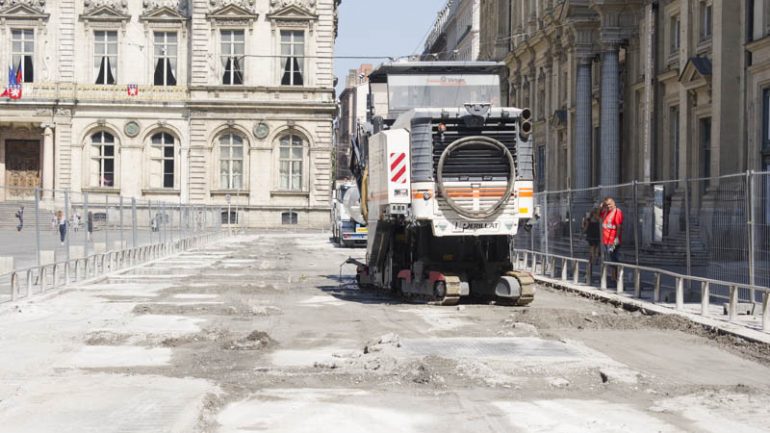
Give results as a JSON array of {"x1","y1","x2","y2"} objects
[
  {"x1": 331, "y1": 179, "x2": 367, "y2": 247},
  {"x1": 349, "y1": 61, "x2": 537, "y2": 306}
]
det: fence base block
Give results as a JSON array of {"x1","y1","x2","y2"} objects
[
  {"x1": 39, "y1": 251, "x2": 55, "y2": 266},
  {"x1": 722, "y1": 302, "x2": 756, "y2": 317},
  {"x1": 0, "y1": 257, "x2": 14, "y2": 275},
  {"x1": 69, "y1": 246, "x2": 85, "y2": 259}
]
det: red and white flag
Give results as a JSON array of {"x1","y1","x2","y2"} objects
[
  {"x1": 127, "y1": 84, "x2": 139, "y2": 96},
  {"x1": 7, "y1": 84, "x2": 22, "y2": 100}
]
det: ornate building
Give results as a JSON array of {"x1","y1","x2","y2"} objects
[
  {"x1": 0, "y1": 0, "x2": 340, "y2": 227},
  {"x1": 423, "y1": 0, "x2": 481, "y2": 61},
  {"x1": 481, "y1": 0, "x2": 768, "y2": 198},
  {"x1": 334, "y1": 63, "x2": 370, "y2": 180}
]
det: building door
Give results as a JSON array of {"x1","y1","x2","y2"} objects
[{"x1": 5, "y1": 140, "x2": 41, "y2": 198}]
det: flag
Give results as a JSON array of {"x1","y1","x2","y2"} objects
[
  {"x1": 1, "y1": 64, "x2": 21, "y2": 99},
  {"x1": 8, "y1": 85, "x2": 21, "y2": 100},
  {"x1": 127, "y1": 84, "x2": 139, "y2": 96},
  {"x1": 15, "y1": 59, "x2": 22, "y2": 84}
]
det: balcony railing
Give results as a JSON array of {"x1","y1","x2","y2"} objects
[{"x1": 22, "y1": 83, "x2": 188, "y2": 103}]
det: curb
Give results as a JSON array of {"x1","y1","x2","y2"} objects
[{"x1": 533, "y1": 274, "x2": 770, "y2": 346}]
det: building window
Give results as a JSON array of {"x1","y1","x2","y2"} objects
[
  {"x1": 221, "y1": 30, "x2": 244, "y2": 85},
  {"x1": 221, "y1": 211, "x2": 238, "y2": 224},
  {"x1": 670, "y1": 106, "x2": 680, "y2": 180},
  {"x1": 279, "y1": 134, "x2": 304, "y2": 191},
  {"x1": 282, "y1": 211, "x2": 298, "y2": 225},
  {"x1": 151, "y1": 132, "x2": 175, "y2": 188},
  {"x1": 669, "y1": 15, "x2": 680, "y2": 57},
  {"x1": 11, "y1": 29, "x2": 34, "y2": 83},
  {"x1": 280, "y1": 30, "x2": 305, "y2": 86},
  {"x1": 700, "y1": 2, "x2": 712, "y2": 41},
  {"x1": 762, "y1": 88, "x2": 770, "y2": 153},
  {"x1": 219, "y1": 133, "x2": 244, "y2": 189},
  {"x1": 153, "y1": 32, "x2": 177, "y2": 86},
  {"x1": 94, "y1": 31, "x2": 117, "y2": 85},
  {"x1": 700, "y1": 117, "x2": 712, "y2": 192},
  {"x1": 536, "y1": 145, "x2": 545, "y2": 191},
  {"x1": 91, "y1": 131, "x2": 115, "y2": 187}
]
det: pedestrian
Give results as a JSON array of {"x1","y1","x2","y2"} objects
[
  {"x1": 15, "y1": 206, "x2": 24, "y2": 232},
  {"x1": 581, "y1": 206, "x2": 601, "y2": 264},
  {"x1": 87, "y1": 211, "x2": 94, "y2": 241},
  {"x1": 72, "y1": 212, "x2": 80, "y2": 232},
  {"x1": 151, "y1": 215, "x2": 158, "y2": 233},
  {"x1": 56, "y1": 210, "x2": 68, "y2": 246},
  {"x1": 600, "y1": 197, "x2": 624, "y2": 281}
]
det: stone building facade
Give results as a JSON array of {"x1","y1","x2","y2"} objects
[
  {"x1": 0, "y1": 0, "x2": 340, "y2": 228},
  {"x1": 479, "y1": 0, "x2": 770, "y2": 197},
  {"x1": 334, "y1": 63, "x2": 370, "y2": 180},
  {"x1": 424, "y1": 0, "x2": 480, "y2": 61}
]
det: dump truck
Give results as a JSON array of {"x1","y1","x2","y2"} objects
[{"x1": 349, "y1": 61, "x2": 537, "y2": 306}]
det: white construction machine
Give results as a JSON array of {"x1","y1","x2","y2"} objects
[{"x1": 349, "y1": 61, "x2": 537, "y2": 306}]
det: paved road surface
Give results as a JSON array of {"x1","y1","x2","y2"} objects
[{"x1": 0, "y1": 232, "x2": 768, "y2": 432}]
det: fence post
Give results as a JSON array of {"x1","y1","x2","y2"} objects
[
  {"x1": 34, "y1": 187, "x2": 41, "y2": 268},
  {"x1": 701, "y1": 281, "x2": 710, "y2": 316},
  {"x1": 632, "y1": 180, "x2": 640, "y2": 266},
  {"x1": 83, "y1": 192, "x2": 90, "y2": 256},
  {"x1": 683, "y1": 179, "x2": 692, "y2": 281},
  {"x1": 567, "y1": 189, "x2": 576, "y2": 257},
  {"x1": 119, "y1": 196, "x2": 124, "y2": 250},
  {"x1": 746, "y1": 170, "x2": 756, "y2": 303},
  {"x1": 105, "y1": 194, "x2": 110, "y2": 252},
  {"x1": 131, "y1": 198, "x2": 138, "y2": 249},
  {"x1": 543, "y1": 194, "x2": 550, "y2": 254},
  {"x1": 64, "y1": 190, "x2": 71, "y2": 262},
  {"x1": 728, "y1": 285, "x2": 738, "y2": 322},
  {"x1": 675, "y1": 277, "x2": 684, "y2": 310}
]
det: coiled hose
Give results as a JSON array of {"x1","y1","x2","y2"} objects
[{"x1": 436, "y1": 136, "x2": 516, "y2": 220}]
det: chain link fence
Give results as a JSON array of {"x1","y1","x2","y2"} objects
[
  {"x1": 517, "y1": 171, "x2": 770, "y2": 305},
  {"x1": 0, "y1": 186, "x2": 229, "y2": 303}
]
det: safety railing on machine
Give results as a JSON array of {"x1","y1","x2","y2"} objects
[{"x1": 512, "y1": 248, "x2": 770, "y2": 333}]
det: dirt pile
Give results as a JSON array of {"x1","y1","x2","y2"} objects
[{"x1": 223, "y1": 331, "x2": 276, "y2": 351}]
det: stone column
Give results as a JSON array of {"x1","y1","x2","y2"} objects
[
  {"x1": 600, "y1": 43, "x2": 621, "y2": 187},
  {"x1": 42, "y1": 124, "x2": 54, "y2": 197},
  {"x1": 575, "y1": 56, "x2": 593, "y2": 191}
]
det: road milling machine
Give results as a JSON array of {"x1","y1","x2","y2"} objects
[{"x1": 349, "y1": 61, "x2": 537, "y2": 306}]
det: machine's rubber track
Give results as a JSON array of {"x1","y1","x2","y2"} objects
[{"x1": 505, "y1": 271, "x2": 536, "y2": 306}]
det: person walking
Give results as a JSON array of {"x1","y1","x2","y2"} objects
[
  {"x1": 581, "y1": 206, "x2": 601, "y2": 264},
  {"x1": 56, "y1": 210, "x2": 68, "y2": 246},
  {"x1": 87, "y1": 211, "x2": 94, "y2": 241},
  {"x1": 15, "y1": 206, "x2": 24, "y2": 232},
  {"x1": 600, "y1": 197, "x2": 624, "y2": 282}
]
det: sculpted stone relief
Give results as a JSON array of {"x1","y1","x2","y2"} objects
[
  {"x1": 143, "y1": 0, "x2": 188, "y2": 15},
  {"x1": 83, "y1": 0, "x2": 129, "y2": 14},
  {"x1": 209, "y1": 0, "x2": 256, "y2": 12},
  {"x1": 270, "y1": 0, "x2": 316, "y2": 9},
  {"x1": 0, "y1": 0, "x2": 46, "y2": 12}
]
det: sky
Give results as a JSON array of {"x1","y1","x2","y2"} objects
[{"x1": 334, "y1": 0, "x2": 447, "y2": 94}]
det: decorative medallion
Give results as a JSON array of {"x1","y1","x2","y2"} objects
[
  {"x1": 124, "y1": 121, "x2": 140, "y2": 138},
  {"x1": 253, "y1": 122, "x2": 270, "y2": 140}
]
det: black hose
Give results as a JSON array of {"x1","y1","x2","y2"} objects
[{"x1": 436, "y1": 136, "x2": 516, "y2": 221}]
